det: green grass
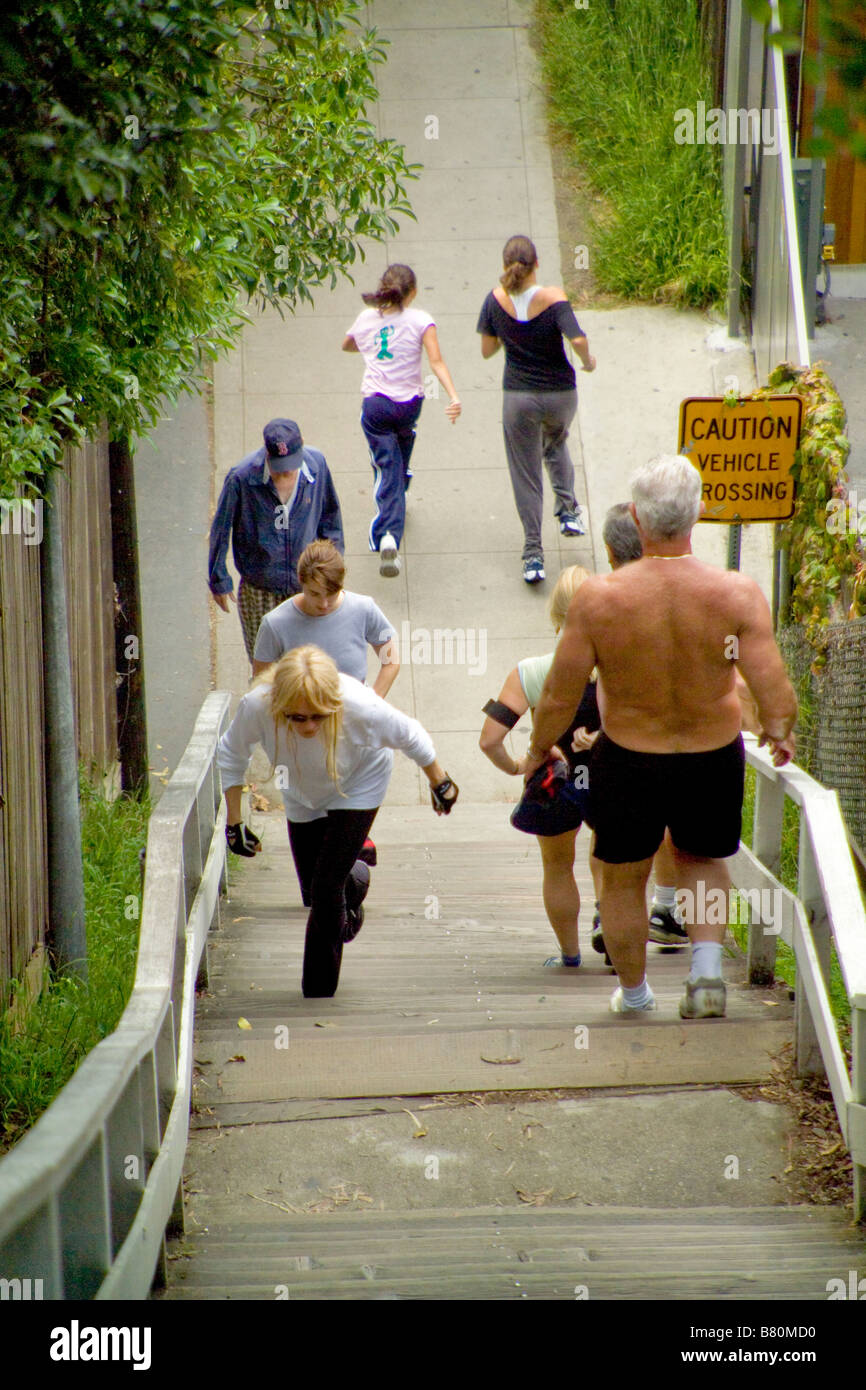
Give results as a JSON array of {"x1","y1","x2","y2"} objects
[
  {"x1": 734, "y1": 767, "x2": 851, "y2": 1043},
  {"x1": 535, "y1": 0, "x2": 728, "y2": 307},
  {"x1": 0, "y1": 776, "x2": 149, "y2": 1153}
]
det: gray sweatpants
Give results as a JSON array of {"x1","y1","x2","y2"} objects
[{"x1": 502, "y1": 388, "x2": 578, "y2": 560}]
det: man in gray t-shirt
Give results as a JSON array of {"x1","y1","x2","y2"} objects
[{"x1": 253, "y1": 590, "x2": 398, "y2": 696}]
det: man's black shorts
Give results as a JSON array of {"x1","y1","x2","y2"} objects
[{"x1": 586, "y1": 732, "x2": 745, "y2": 864}]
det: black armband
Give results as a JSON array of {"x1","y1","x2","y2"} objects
[{"x1": 483, "y1": 698, "x2": 520, "y2": 730}]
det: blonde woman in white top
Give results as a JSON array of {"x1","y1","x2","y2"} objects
[{"x1": 218, "y1": 645, "x2": 458, "y2": 997}]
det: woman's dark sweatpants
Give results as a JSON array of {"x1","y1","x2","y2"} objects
[{"x1": 288, "y1": 808, "x2": 379, "y2": 998}]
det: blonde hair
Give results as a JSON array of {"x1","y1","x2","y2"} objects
[
  {"x1": 298, "y1": 539, "x2": 345, "y2": 595},
  {"x1": 256, "y1": 646, "x2": 344, "y2": 788},
  {"x1": 548, "y1": 565, "x2": 591, "y2": 633}
]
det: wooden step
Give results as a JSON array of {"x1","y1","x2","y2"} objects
[
  {"x1": 162, "y1": 1206, "x2": 864, "y2": 1301},
  {"x1": 198, "y1": 840, "x2": 793, "y2": 1100}
]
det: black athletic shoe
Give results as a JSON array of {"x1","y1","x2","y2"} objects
[
  {"x1": 343, "y1": 903, "x2": 364, "y2": 943},
  {"x1": 358, "y1": 838, "x2": 378, "y2": 868},
  {"x1": 591, "y1": 908, "x2": 612, "y2": 967},
  {"x1": 591, "y1": 909, "x2": 605, "y2": 953},
  {"x1": 342, "y1": 860, "x2": 371, "y2": 942},
  {"x1": 648, "y1": 906, "x2": 689, "y2": 947}
]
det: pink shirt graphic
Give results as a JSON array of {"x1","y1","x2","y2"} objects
[{"x1": 346, "y1": 306, "x2": 436, "y2": 401}]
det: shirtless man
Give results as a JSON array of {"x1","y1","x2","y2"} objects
[{"x1": 525, "y1": 455, "x2": 797, "y2": 1018}]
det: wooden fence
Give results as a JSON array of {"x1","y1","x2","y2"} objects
[
  {"x1": 0, "y1": 436, "x2": 118, "y2": 991},
  {"x1": 0, "y1": 499, "x2": 48, "y2": 991},
  {"x1": 59, "y1": 431, "x2": 117, "y2": 780}
]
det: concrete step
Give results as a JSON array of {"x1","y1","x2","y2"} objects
[{"x1": 163, "y1": 1206, "x2": 864, "y2": 1301}]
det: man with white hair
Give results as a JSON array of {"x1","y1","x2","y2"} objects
[{"x1": 525, "y1": 455, "x2": 797, "y2": 1018}]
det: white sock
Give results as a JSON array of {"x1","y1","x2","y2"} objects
[
  {"x1": 622, "y1": 979, "x2": 654, "y2": 1009},
  {"x1": 651, "y1": 885, "x2": 677, "y2": 912},
  {"x1": 689, "y1": 940, "x2": 723, "y2": 983}
]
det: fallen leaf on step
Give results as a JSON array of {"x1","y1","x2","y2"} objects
[
  {"x1": 516, "y1": 1187, "x2": 554, "y2": 1207},
  {"x1": 227, "y1": 1054, "x2": 246, "y2": 1064},
  {"x1": 233, "y1": 916, "x2": 254, "y2": 923},
  {"x1": 237, "y1": 1017, "x2": 252, "y2": 1030},
  {"x1": 314, "y1": 1021, "x2": 336, "y2": 1028},
  {"x1": 402, "y1": 1107, "x2": 427, "y2": 1139}
]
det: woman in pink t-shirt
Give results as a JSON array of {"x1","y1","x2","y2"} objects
[{"x1": 342, "y1": 265, "x2": 461, "y2": 577}]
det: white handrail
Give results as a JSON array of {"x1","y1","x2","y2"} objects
[
  {"x1": 0, "y1": 691, "x2": 229, "y2": 1298},
  {"x1": 737, "y1": 734, "x2": 866, "y2": 1219}
]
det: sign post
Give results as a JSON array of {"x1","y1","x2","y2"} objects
[{"x1": 678, "y1": 395, "x2": 802, "y2": 571}]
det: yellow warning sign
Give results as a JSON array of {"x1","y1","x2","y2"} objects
[{"x1": 678, "y1": 396, "x2": 802, "y2": 522}]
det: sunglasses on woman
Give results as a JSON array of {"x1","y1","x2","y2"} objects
[{"x1": 287, "y1": 712, "x2": 327, "y2": 724}]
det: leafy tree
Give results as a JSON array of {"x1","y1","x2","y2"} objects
[
  {"x1": 0, "y1": 0, "x2": 417, "y2": 498},
  {"x1": 747, "y1": 0, "x2": 866, "y2": 160}
]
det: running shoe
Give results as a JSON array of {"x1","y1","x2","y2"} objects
[
  {"x1": 610, "y1": 987, "x2": 657, "y2": 1014},
  {"x1": 379, "y1": 534, "x2": 400, "y2": 577},
  {"x1": 559, "y1": 509, "x2": 586, "y2": 537},
  {"x1": 591, "y1": 908, "x2": 612, "y2": 967},
  {"x1": 342, "y1": 860, "x2": 371, "y2": 943},
  {"x1": 543, "y1": 952, "x2": 581, "y2": 968},
  {"x1": 523, "y1": 555, "x2": 545, "y2": 584},
  {"x1": 343, "y1": 904, "x2": 364, "y2": 942},
  {"x1": 679, "y1": 977, "x2": 727, "y2": 1019},
  {"x1": 358, "y1": 838, "x2": 378, "y2": 868},
  {"x1": 648, "y1": 906, "x2": 689, "y2": 947}
]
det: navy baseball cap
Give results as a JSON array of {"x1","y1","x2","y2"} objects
[{"x1": 263, "y1": 419, "x2": 304, "y2": 472}]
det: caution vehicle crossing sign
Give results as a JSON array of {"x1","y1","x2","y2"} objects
[{"x1": 678, "y1": 396, "x2": 802, "y2": 523}]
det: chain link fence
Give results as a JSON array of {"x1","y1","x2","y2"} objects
[{"x1": 779, "y1": 618, "x2": 866, "y2": 851}]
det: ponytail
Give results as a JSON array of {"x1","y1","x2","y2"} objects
[
  {"x1": 499, "y1": 234, "x2": 537, "y2": 294},
  {"x1": 362, "y1": 263, "x2": 417, "y2": 312}
]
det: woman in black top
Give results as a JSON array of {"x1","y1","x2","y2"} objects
[{"x1": 477, "y1": 234, "x2": 596, "y2": 585}]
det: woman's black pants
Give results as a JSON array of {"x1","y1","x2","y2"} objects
[{"x1": 288, "y1": 807, "x2": 379, "y2": 998}]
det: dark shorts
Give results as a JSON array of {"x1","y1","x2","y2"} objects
[{"x1": 587, "y1": 732, "x2": 745, "y2": 864}]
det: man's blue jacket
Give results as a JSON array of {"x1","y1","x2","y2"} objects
[{"x1": 208, "y1": 446, "x2": 344, "y2": 596}]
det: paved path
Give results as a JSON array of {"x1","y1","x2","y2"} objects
[{"x1": 814, "y1": 268, "x2": 866, "y2": 491}]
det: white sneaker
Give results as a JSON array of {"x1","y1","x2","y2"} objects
[
  {"x1": 379, "y1": 534, "x2": 400, "y2": 577},
  {"x1": 679, "y1": 977, "x2": 726, "y2": 1019},
  {"x1": 610, "y1": 986, "x2": 657, "y2": 1013}
]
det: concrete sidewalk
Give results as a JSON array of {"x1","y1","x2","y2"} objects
[
  {"x1": 813, "y1": 264, "x2": 866, "y2": 492},
  {"x1": 207, "y1": 0, "x2": 771, "y2": 810}
]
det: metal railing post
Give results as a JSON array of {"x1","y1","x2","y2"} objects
[
  {"x1": 852, "y1": 1005, "x2": 866, "y2": 1223},
  {"x1": 795, "y1": 820, "x2": 832, "y2": 1077},
  {"x1": 747, "y1": 770, "x2": 785, "y2": 984}
]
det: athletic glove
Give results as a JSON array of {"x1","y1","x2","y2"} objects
[
  {"x1": 431, "y1": 777, "x2": 459, "y2": 816},
  {"x1": 225, "y1": 822, "x2": 262, "y2": 857}
]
